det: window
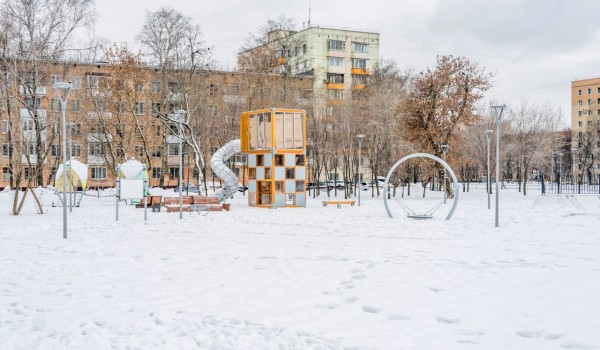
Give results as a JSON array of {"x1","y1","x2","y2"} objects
[
  {"x1": 24, "y1": 167, "x2": 31, "y2": 180},
  {"x1": 295, "y1": 155, "x2": 305, "y2": 166},
  {"x1": 22, "y1": 119, "x2": 34, "y2": 131},
  {"x1": 87, "y1": 75, "x2": 100, "y2": 88},
  {"x1": 578, "y1": 89, "x2": 582, "y2": 96},
  {"x1": 152, "y1": 168, "x2": 161, "y2": 179},
  {"x1": 275, "y1": 181, "x2": 284, "y2": 193},
  {"x1": 51, "y1": 75, "x2": 60, "y2": 85},
  {"x1": 135, "y1": 102, "x2": 144, "y2": 115},
  {"x1": 578, "y1": 100, "x2": 583, "y2": 106},
  {"x1": 89, "y1": 142, "x2": 103, "y2": 156},
  {"x1": 326, "y1": 73, "x2": 344, "y2": 83},
  {"x1": 71, "y1": 123, "x2": 81, "y2": 135},
  {"x1": 578, "y1": 111, "x2": 582, "y2": 117},
  {"x1": 24, "y1": 143, "x2": 35, "y2": 156},
  {"x1": 578, "y1": 121, "x2": 582, "y2": 127},
  {"x1": 90, "y1": 167, "x2": 107, "y2": 180},
  {"x1": 2, "y1": 120, "x2": 8, "y2": 134},
  {"x1": 2, "y1": 144, "x2": 12, "y2": 157},
  {"x1": 71, "y1": 76, "x2": 81, "y2": 89},
  {"x1": 152, "y1": 82, "x2": 161, "y2": 94},
  {"x1": 285, "y1": 168, "x2": 295, "y2": 179},
  {"x1": 328, "y1": 39, "x2": 344, "y2": 51},
  {"x1": 71, "y1": 99, "x2": 80, "y2": 112},
  {"x1": 296, "y1": 181, "x2": 304, "y2": 192},
  {"x1": 588, "y1": 121, "x2": 593, "y2": 126},
  {"x1": 151, "y1": 147, "x2": 161, "y2": 158},
  {"x1": 249, "y1": 168, "x2": 256, "y2": 179},
  {"x1": 50, "y1": 98, "x2": 60, "y2": 112},
  {"x1": 598, "y1": 87, "x2": 600, "y2": 94},
  {"x1": 25, "y1": 97, "x2": 41, "y2": 109},
  {"x1": 168, "y1": 144, "x2": 179, "y2": 156},
  {"x1": 51, "y1": 144, "x2": 60, "y2": 157},
  {"x1": 257, "y1": 154, "x2": 264, "y2": 166},
  {"x1": 352, "y1": 58, "x2": 367, "y2": 69},
  {"x1": 135, "y1": 82, "x2": 144, "y2": 92},
  {"x1": 327, "y1": 56, "x2": 343, "y2": 67},
  {"x1": 135, "y1": 145, "x2": 144, "y2": 157},
  {"x1": 588, "y1": 99, "x2": 592, "y2": 105},
  {"x1": 168, "y1": 167, "x2": 179, "y2": 178},
  {"x1": 275, "y1": 154, "x2": 284, "y2": 166},
  {"x1": 328, "y1": 89, "x2": 344, "y2": 99},
  {"x1": 353, "y1": 42, "x2": 368, "y2": 53},
  {"x1": 353, "y1": 75, "x2": 368, "y2": 85},
  {"x1": 248, "y1": 113, "x2": 272, "y2": 150},
  {"x1": 2, "y1": 167, "x2": 9, "y2": 181},
  {"x1": 302, "y1": 43, "x2": 307, "y2": 54},
  {"x1": 588, "y1": 88, "x2": 592, "y2": 94},
  {"x1": 71, "y1": 144, "x2": 81, "y2": 157}
]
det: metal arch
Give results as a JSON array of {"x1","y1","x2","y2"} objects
[{"x1": 383, "y1": 153, "x2": 460, "y2": 220}]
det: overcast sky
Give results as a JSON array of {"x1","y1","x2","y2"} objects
[{"x1": 95, "y1": 0, "x2": 600, "y2": 127}]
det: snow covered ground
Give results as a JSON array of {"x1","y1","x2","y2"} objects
[{"x1": 0, "y1": 186, "x2": 599, "y2": 349}]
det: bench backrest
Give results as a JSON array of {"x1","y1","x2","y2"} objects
[
  {"x1": 191, "y1": 196, "x2": 220, "y2": 205},
  {"x1": 163, "y1": 197, "x2": 192, "y2": 205}
]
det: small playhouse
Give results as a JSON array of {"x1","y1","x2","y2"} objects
[
  {"x1": 52, "y1": 159, "x2": 88, "y2": 207},
  {"x1": 240, "y1": 108, "x2": 307, "y2": 208}
]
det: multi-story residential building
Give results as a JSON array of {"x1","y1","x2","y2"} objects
[
  {"x1": 238, "y1": 25, "x2": 380, "y2": 119},
  {"x1": 571, "y1": 77, "x2": 600, "y2": 184},
  {"x1": 0, "y1": 59, "x2": 313, "y2": 190}
]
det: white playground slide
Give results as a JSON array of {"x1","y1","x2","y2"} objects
[{"x1": 210, "y1": 139, "x2": 241, "y2": 202}]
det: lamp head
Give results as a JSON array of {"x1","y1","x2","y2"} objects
[
  {"x1": 491, "y1": 104, "x2": 506, "y2": 120},
  {"x1": 357, "y1": 134, "x2": 365, "y2": 139},
  {"x1": 484, "y1": 129, "x2": 493, "y2": 135}
]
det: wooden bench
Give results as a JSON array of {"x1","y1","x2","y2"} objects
[
  {"x1": 134, "y1": 196, "x2": 163, "y2": 212},
  {"x1": 189, "y1": 196, "x2": 223, "y2": 213},
  {"x1": 322, "y1": 200, "x2": 355, "y2": 209},
  {"x1": 163, "y1": 196, "x2": 192, "y2": 213}
]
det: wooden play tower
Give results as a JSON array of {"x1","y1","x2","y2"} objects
[{"x1": 240, "y1": 108, "x2": 307, "y2": 208}]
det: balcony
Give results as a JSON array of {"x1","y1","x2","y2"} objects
[
  {"x1": 352, "y1": 84, "x2": 366, "y2": 90},
  {"x1": 20, "y1": 108, "x2": 46, "y2": 119},
  {"x1": 326, "y1": 83, "x2": 345, "y2": 90},
  {"x1": 351, "y1": 68, "x2": 369, "y2": 75},
  {"x1": 87, "y1": 111, "x2": 113, "y2": 119}
]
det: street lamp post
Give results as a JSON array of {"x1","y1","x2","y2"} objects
[
  {"x1": 53, "y1": 82, "x2": 73, "y2": 239},
  {"x1": 357, "y1": 134, "x2": 365, "y2": 206},
  {"x1": 441, "y1": 144, "x2": 449, "y2": 204},
  {"x1": 175, "y1": 110, "x2": 186, "y2": 220},
  {"x1": 558, "y1": 152, "x2": 563, "y2": 194},
  {"x1": 484, "y1": 130, "x2": 493, "y2": 209},
  {"x1": 491, "y1": 104, "x2": 506, "y2": 228}
]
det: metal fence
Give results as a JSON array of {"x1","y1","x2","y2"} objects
[{"x1": 543, "y1": 181, "x2": 600, "y2": 195}]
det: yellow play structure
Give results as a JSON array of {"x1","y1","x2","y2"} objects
[{"x1": 240, "y1": 108, "x2": 307, "y2": 208}]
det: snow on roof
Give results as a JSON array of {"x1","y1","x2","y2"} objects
[
  {"x1": 56, "y1": 159, "x2": 88, "y2": 180},
  {"x1": 119, "y1": 158, "x2": 145, "y2": 179}
]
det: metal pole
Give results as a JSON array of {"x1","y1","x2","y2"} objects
[
  {"x1": 357, "y1": 134, "x2": 365, "y2": 206},
  {"x1": 177, "y1": 110, "x2": 185, "y2": 220},
  {"x1": 558, "y1": 153, "x2": 563, "y2": 194},
  {"x1": 485, "y1": 130, "x2": 492, "y2": 210},
  {"x1": 54, "y1": 82, "x2": 72, "y2": 239},
  {"x1": 492, "y1": 105, "x2": 505, "y2": 228},
  {"x1": 441, "y1": 145, "x2": 448, "y2": 204},
  {"x1": 68, "y1": 123, "x2": 73, "y2": 212}
]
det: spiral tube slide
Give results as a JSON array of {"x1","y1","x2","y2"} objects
[{"x1": 210, "y1": 139, "x2": 241, "y2": 202}]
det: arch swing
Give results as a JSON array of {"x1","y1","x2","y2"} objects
[{"x1": 383, "y1": 153, "x2": 460, "y2": 220}]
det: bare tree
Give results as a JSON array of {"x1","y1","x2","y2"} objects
[{"x1": 0, "y1": 0, "x2": 95, "y2": 215}]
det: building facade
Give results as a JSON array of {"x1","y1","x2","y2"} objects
[
  {"x1": 571, "y1": 77, "x2": 600, "y2": 184},
  {"x1": 0, "y1": 59, "x2": 313, "y2": 190}
]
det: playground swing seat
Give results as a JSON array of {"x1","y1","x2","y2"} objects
[{"x1": 393, "y1": 196, "x2": 444, "y2": 220}]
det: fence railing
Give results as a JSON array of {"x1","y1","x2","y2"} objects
[{"x1": 543, "y1": 181, "x2": 600, "y2": 195}]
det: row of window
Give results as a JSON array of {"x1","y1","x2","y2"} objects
[
  {"x1": 327, "y1": 40, "x2": 369, "y2": 53},
  {"x1": 577, "y1": 98, "x2": 600, "y2": 106},
  {"x1": 577, "y1": 120, "x2": 596, "y2": 127},
  {"x1": 326, "y1": 73, "x2": 369, "y2": 85},
  {"x1": 577, "y1": 87, "x2": 600, "y2": 96},
  {"x1": 577, "y1": 109, "x2": 600, "y2": 117},
  {"x1": 1, "y1": 142, "x2": 186, "y2": 158},
  {"x1": 327, "y1": 57, "x2": 368, "y2": 69}
]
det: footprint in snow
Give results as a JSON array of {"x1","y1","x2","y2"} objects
[
  {"x1": 559, "y1": 341, "x2": 597, "y2": 349},
  {"x1": 387, "y1": 313, "x2": 410, "y2": 320},
  {"x1": 436, "y1": 316, "x2": 461, "y2": 324},
  {"x1": 516, "y1": 330, "x2": 545, "y2": 339},
  {"x1": 361, "y1": 305, "x2": 382, "y2": 313}
]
